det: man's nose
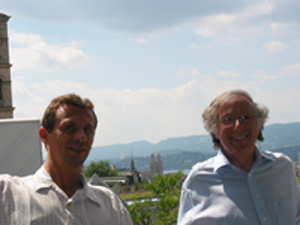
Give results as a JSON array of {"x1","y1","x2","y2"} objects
[
  {"x1": 233, "y1": 118, "x2": 242, "y2": 128},
  {"x1": 74, "y1": 128, "x2": 87, "y2": 141}
]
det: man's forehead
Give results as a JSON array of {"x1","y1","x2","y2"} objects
[
  {"x1": 55, "y1": 105, "x2": 95, "y2": 125},
  {"x1": 219, "y1": 96, "x2": 254, "y2": 113}
]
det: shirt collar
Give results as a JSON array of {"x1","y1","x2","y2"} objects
[
  {"x1": 81, "y1": 175, "x2": 102, "y2": 207},
  {"x1": 213, "y1": 147, "x2": 274, "y2": 173},
  {"x1": 213, "y1": 149, "x2": 231, "y2": 172},
  {"x1": 33, "y1": 166, "x2": 101, "y2": 207},
  {"x1": 33, "y1": 166, "x2": 53, "y2": 190}
]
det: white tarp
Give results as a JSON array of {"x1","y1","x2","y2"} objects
[{"x1": 0, "y1": 119, "x2": 42, "y2": 176}]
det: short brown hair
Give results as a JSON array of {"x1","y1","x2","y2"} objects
[{"x1": 41, "y1": 93, "x2": 98, "y2": 133}]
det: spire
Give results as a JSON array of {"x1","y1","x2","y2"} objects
[{"x1": 130, "y1": 149, "x2": 136, "y2": 171}]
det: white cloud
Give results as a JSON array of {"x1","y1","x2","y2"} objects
[
  {"x1": 137, "y1": 37, "x2": 148, "y2": 44},
  {"x1": 252, "y1": 74, "x2": 279, "y2": 80},
  {"x1": 12, "y1": 79, "x2": 206, "y2": 146},
  {"x1": 270, "y1": 22, "x2": 300, "y2": 39},
  {"x1": 12, "y1": 76, "x2": 300, "y2": 146},
  {"x1": 280, "y1": 63, "x2": 300, "y2": 76},
  {"x1": 9, "y1": 30, "x2": 91, "y2": 71},
  {"x1": 174, "y1": 68, "x2": 200, "y2": 78},
  {"x1": 194, "y1": 14, "x2": 236, "y2": 37},
  {"x1": 12, "y1": 76, "x2": 48, "y2": 119},
  {"x1": 190, "y1": 43, "x2": 198, "y2": 49},
  {"x1": 263, "y1": 41, "x2": 288, "y2": 53},
  {"x1": 217, "y1": 36, "x2": 242, "y2": 45},
  {"x1": 217, "y1": 70, "x2": 241, "y2": 78},
  {"x1": 13, "y1": 74, "x2": 300, "y2": 145},
  {"x1": 189, "y1": 43, "x2": 214, "y2": 50},
  {"x1": 193, "y1": 2, "x2": 273, "y2": 37}
]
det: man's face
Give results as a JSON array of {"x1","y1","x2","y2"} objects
[
  {"x1": 215, "y1": 95, "x2": 260, "y2": 161},
  {"x1": 42, "y1": 105, "x2": 95, "y2": 168}
]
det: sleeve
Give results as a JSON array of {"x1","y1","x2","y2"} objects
[
  {"x1": 295, "y1": 182, "x2": 300, "y2": 225},
  {"x1": 115, "y1": 196, "x2": 133, "y2": 225},
  {"x1": 120, "y1": 206, "x2": 133, "y2": 225},
  {"x1": 177, "y1": 184, "x2": 193, "y2": 225},
  {"x1": 0, "y1": 175, "x2": 12, "y2": 224},
  {"x1": 107, "y1": 189, "x2": 133, "y2": 225}
]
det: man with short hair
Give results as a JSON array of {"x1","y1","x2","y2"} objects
[{"x1": 0, "y1": 93, "x2": 133, "y2": 225}]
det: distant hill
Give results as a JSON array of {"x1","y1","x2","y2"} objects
[
  {"x1": 109, "y1": 151, "x2": 216, "y2": 172},
  {"x1": 109, "y1": 144, "x2": 300, "y2": 172},
  {"x1": 86, "y1": 135, "x2": 212, "y2": 165},
  {"x1": 260, "y1": 122, "x2": 300, "y2": 150},
  {"x1": 86, "y1": 121, "x2": 300, "y2": 165}
]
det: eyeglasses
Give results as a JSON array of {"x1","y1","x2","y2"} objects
[{"x1": 220, "y1": 114, "x2": 256, "y2": 126}]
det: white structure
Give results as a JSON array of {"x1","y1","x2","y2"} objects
[{"x1": 0, "y1": 119, "x2": 42, "y2": 176}]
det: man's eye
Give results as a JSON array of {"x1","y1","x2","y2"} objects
[
  {"x1": 84, "y1": 127, "x2": 93, "y2": 134},
  {"x1": 66, "y1": 125, "x2": 75, "y2": 131},
  {"x1": 241, "y1": 115, "x2": 254, "y2": 123},
  {"x1": 223, "y1": 117, "x2": 234, "y2": 124}
]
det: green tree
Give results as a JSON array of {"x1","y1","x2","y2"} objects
[
  {"x1": 128, "y1": 171, "x2": 184, "y2": 225},
  {"x1": 84, "y1": 160, "x2": 118, "y2": 178},
  {"x1": 128, "y1": 198, "x2": 153, "y2": 225}
]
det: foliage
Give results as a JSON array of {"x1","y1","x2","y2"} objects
[
  {"x1": 120, "y1": 191, "x2": 153, "y2": 200},
  {"x1": 84, "y1": 160, "x2": 118, "y2": 178},
  {"x1": 128, "y1": 198, "x2": 153, "y2": 225},
  {"x1": 127, "y1": 171, "x2": 184, "y2": 225}
]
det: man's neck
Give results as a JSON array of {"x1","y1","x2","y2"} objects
[
  {"x1": 44, "y1": 161, "x2": 83, "y2": 198},
  {"x1": 221, "y1": 147, "x2": 256, "y2": 173}
]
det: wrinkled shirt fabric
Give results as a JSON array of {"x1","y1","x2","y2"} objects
[
  {"x1": 177, "y1": 149, "x2": 300, "y2": 225},
  {"x1": 0, "y1": 166, "x2": 133, "y2": 225}
]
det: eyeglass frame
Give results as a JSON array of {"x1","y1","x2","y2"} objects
[{"x1": 220, "y1": 114, "x2": 257, "y2": 126}]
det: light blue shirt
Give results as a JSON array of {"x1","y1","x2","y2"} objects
[{"x1": 177, "y1": 149, "x2": 300, "y2": 225}]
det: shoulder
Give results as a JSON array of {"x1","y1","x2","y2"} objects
[
  {"x1": 86, "y1": 183, "x2": 125, "y2": 206},
  {"x1": 261, "y1": 150, "x2": 294, "y2": 164},
  {"x1": 191, "y1": 156, "x2": 216, "y2": 172},
  {"x1": 259, "y1": 150, "x2": 295, "y2": 173},
  {"x1": 0, "y1": 172, "x2": 40, "y2": 193},
  {"x1": 0, "y1": 174, "x2": 26, "y2": 198},
  {"x1": 0, "y1": 174, "x2": 23, "y2": 187},
  {"x1": 85, "y1": 184, "x2": 132, "y2": 223},
  {"x1": 87, "y1": 183, "x2": 116, "y2": 197},
  {"x1": 182, "y1": 156, "x2": 217, "y2": 188}
]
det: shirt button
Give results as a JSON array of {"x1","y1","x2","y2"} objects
[
  {"x1": 248, "y1": 174, "x2": 252, "y2": 178},
  {"x1": 263, "y1": 217, "x2": 267, "y2": 222},
  {"x1": 66, "y1": 199, "x2": 72, "y2": 206},
  {"x1": 256, "y1": 195, "x2": 259, "y2": 199}
]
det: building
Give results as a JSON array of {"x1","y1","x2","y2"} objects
[
  {"x1": 0, "y1": 119, "x2": 43, "y2": 176},
  {"x1": 150, "y1": 153, "x2": 163, "y2": 175},
  {"x1": 0, "y1": 13, "x2": 14, "y2": 118},
  {"x1": 117, "y1": 156, "x2": 142, "y2": 193}
]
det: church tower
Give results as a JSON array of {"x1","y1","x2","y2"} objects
[{"x1": 0, "y1": 13, "x2": 14, "y2": 118}]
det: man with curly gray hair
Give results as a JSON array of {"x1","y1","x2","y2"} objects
[{"x1": 178, "y1": 89, "x2": 300, "y2": 225}]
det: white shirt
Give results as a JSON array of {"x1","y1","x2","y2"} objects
[
  {"x1": 178, "y1": 149, "x2": 300, "y2": 225},
  {"x1": 0, "y1": 166, "x2": 133, "y2": 225}
]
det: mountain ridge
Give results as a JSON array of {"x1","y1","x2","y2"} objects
[{"x1": 86, "y1": 121, "x2": 300, "y2": 164}]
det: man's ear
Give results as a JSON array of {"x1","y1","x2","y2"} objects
[{"x1": 39, "y1": 127, "x2": 48, "y2": 145}]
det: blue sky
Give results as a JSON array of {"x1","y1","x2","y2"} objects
[{"x1": 1, "y1": 0, "x2": 300, "y2": 147}]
